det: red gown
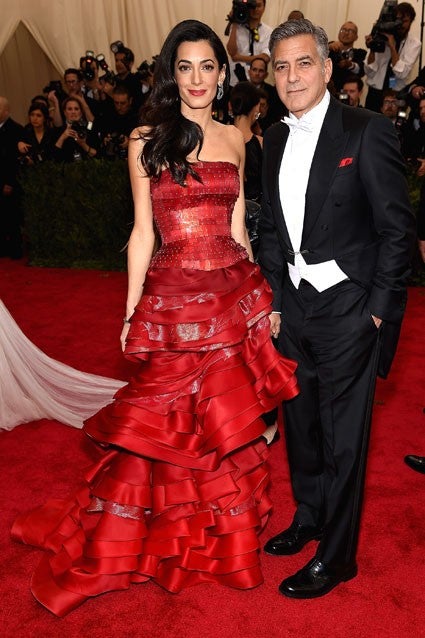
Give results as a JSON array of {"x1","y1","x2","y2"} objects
[{"x1": 12, "y1": 161, "x2": 298, "y2": 616}]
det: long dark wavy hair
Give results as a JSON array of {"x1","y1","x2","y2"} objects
[{"x1": 139, "y1": 20, "x2": 230, "y2": 186}]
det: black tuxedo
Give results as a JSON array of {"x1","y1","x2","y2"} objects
[
  {"x1": 0, "y1": 116, "x2": 24, "y2": 257},
  {"x1": 259, "y1": 97, "x2": 415, "y2": 570}
]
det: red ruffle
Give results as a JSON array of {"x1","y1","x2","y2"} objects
[{"x1": 12, "y1": 259, "x2": 298, "y2": 616}]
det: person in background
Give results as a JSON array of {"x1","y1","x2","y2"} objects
[
  {"x1": 54, "y1": 96, "x2": 98, "y2": 162},
  {"x1": 248, "y1": 57, "x2": 285, "y2": 128},
  {"x1": 226, "y1": 0, "x2": 272, "y2": 85},
  {"x1": 380, "y1": 88, "x2": 400, "y2": 123},
  {"x1": 364, "y1": 2, "x2": 420, "y2": 112},
  {"x1": 288, "y1": 10, "x2": 304, "y2": 20},
  {"x1": 329, "y1": 22, "x2": 366, "y2": 92},
  {"x1": 0, "y1": 97, "x2": 24, "y2": 259},
  {"x1": 18, "y1": 103, "x2": 56, "y2": 166},
  {"x1": 63, "y1": 68, "x2": 97, "y2": 123},
  {"x1": 342, "y1": 75, "x2": 364, "y2": 107}
]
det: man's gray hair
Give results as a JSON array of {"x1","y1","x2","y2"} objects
[{"x1": 269, "y1": 19, "x2": 329, "y2": 65}]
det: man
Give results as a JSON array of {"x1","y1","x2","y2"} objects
[
  {"x1": 114, "y1": 46, "x2": 144, "y2": 110},
  {"x1": 342, "y1": 75, "x2": 364, "y2": 107},
  {"x1": 248, "y1": 57, "x2": 284, "y2": 128},
  {"x1": 227, "y1": 0, "x2": 272, "y2": 85},
  {"x1": 364, "y1": 2, "x2": 420, "y2": 112},
  {"x1": 380, "y1": 89, "x2": 400, "y2": 122},
  {"x1": 63, "y1": 68, "x2": 97, "y2": 122},
  {"x1": 329, "y1": 22, "x2": 366, "y2": 92},
  {"x1": 0, "y1": 97, "x2": 24, "y2": 258},
  {"x1": 98, "y1": 85, "x2": 138, "y2": 159},
  {"x1": 258, "y1": 19, "x2": 415, "y2": 599}
]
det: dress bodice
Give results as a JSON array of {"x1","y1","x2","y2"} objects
[{"x1": 150, "y1": 161, "x2": 248, "y2": 270}]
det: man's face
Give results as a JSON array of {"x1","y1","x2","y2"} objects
[
  {"x1": 273, "y1": 34, "x2": 331, "y2": 118},
  {"x1": 338, "y1": 22, "x2": 358, "y2": 47},
  {"x1": 381, "y1": 95, "x2": 398, "y2": 119},
  {"x1": 249, "y1": 0, "x2": 265, "y2": 22},
  {"x1": 64, "y1": 73, "x2": 82, "y2": 95},
  {"x1": 342, "y1": 81, "x2": 361, "y2": 106},
  {"x1": 115, "y1": 53, "x2": 132, "y2": 76},
  {"x1": 396, "y1": 13, "x2": 412, "y2": 39},
  {"x1": 248, "y1": 60, "x2": 267, "y2": 86},
  {"x1": 113, "y1": 94, "x2": 132, "y2": 115}
]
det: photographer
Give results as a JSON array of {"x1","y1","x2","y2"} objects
[
  {"x1": 17, "y1": 103, "x2": 56, "y2": 167},
  {"x1": 112, "y1": 44, "x2": 144, "y2": 110},
  {"x1": 54, "y1": 96, "x2": 99, "y2": 162},
  {"x1": 364, "y1": 2, "x2": 420, "y2": 112},
  {"x1": 63, "y1": 68, "x2": 98, "y2": 122},
  {"x1": 98, "y1": 86, "x2": 138, "y2": 160},
  {"x1": 226, "y1": 0, "x2": 272, "y2": 85},
  {"x1": 329, "y1": 22, "x2": 366, "y2": 92},
  {"x1": 341, "y1": 75, "x2": 364, "y2": 107}
]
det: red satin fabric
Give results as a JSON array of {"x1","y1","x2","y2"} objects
[{"x1": 12, "y1": 162, "x2": 298, "y2": 616}]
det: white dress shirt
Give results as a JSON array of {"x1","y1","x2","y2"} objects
[
  {"x1": 364, "y1": 32, "x2": 421, "y2": 91},
  {"x1": 229, "y1": 22, "x2": 273, "y2": 85},
  {"x1": 279, "y1": 90, "x2": 348, "y2": 292}
]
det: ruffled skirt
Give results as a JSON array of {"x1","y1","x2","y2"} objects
[{"x1": 12, "y1": 259, "x2": 298, "y2": 616}]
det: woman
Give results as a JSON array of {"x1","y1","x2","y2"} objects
[
  {"x1": 229, "y1": 81, "x2": 265, "y2": 202},
  {"x1": 230, "y1": 81, "x2": 278, "y2": 439},
  {"x1": 18, "y1": 103, "x2": 56, "y2": 166},
  {"x1": 53, "y1": 96, "x2": 98, "y2": 161},
  {"x1": 12, "y1": 20, "x2": 298, "y2": 616},
  {"x1": 0, "y1": 300, "x2": 125, "y2": 431}
]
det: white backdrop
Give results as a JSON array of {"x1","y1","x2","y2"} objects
[{"x1": 0, "y1": 0, "x2": 424, "y2": 123}]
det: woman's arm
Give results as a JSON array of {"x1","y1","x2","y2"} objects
[
  {"x1": 230, "y1": 127, "x2": 254, "y2": 262},
  {"x1": 120, "y1": 129, "x2": 156, "y2": 349}
]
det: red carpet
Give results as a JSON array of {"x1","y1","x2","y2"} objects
[{"x1": 1, "y1": 259, "x2": 424, "y2": 638}]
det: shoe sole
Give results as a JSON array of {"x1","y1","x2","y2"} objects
[{"x1": 279, "y1": 567, "x2": 358, "y2": 599}]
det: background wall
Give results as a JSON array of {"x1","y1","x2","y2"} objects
[{"x1": 0, "y1": 0, "x2": 424, "y2": 124}]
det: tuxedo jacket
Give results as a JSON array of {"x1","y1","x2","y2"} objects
[
  {"x1": 0, "y1": 117, "x2": 23, "y2": 189},
  {"x1": 258, "y1": 97, "x2": 416, "y2": 376}
]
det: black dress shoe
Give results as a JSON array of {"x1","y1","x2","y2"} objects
[
  {"x1": 279, "y1": 558, "x2": 358, "y2": 599},
  {"x1": 404, "y1": 455, "x2": 425, "y2": 474},
  {"x1": 264, "y1": 522, "x2": 322, "y2": 556}
]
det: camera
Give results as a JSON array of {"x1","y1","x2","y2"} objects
[
  {"x1": 70, "y1": 120, "x2": 92, "y2": 139},
  {"x1": 337, "y1": 90, "x2": 350, "y2": 104},
  {"x1": 96, "y1": 54, "x2": 116, "y2": 85},
  {"x1": 231, "y1": 0, "x2": 257, "y2": 24},
  {"x1": 135, "y1": 58, "x2": 157, "y2": 82},
  {"x1": 104, "y1": 132, "x2": 127, "y2": 159},
  {"x1": 225, "y1": 0, "x2": 256, "y2": 34},
  {"x1": 110, "y1": 40, "x2": 125, "y2": 54},
  {"x1": 80, "y1": 50, "x2": 96, "y2": 81},
  {"x1": 367, "y1": 0, "x2": 401, "y2": 53},
  {"x1": 43, "y1": 80, "x2": 64, "y2": 98}
]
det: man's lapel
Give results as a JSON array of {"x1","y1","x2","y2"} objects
[
  {"x1": 266, "y1": 122, "x2": 292, "y2": 248},
  {"x1": 302, "y1": 98, "x2": 349, "y2": 245}
]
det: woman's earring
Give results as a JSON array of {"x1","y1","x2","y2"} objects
[{"x1": 216, "y1": 84, "x2": 224, "y2": 101}]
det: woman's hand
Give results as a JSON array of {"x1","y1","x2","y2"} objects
[
  {"x1": 120, "y1": 321, "x2": 131, "y2": 352},
  {"x1": 18, "y1": 141, "x2": 31, "y2": 154},
  {"x1": 269, "y1": 312, "x2": 281, "y2": 339}
]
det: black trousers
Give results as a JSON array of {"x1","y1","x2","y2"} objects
[{"x1": 280, "y1": 279, "x2": 381, "y2": 570}]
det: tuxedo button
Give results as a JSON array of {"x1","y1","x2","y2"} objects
[
  {"x1": 321, "y1": 224, "x2": 328, "y2": 231},
  {"x1": 334, "y1": 201, "x2": 341, "y2": 207}
]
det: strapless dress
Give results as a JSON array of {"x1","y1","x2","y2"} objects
[{"x1": 12, "y1": 161, "x2": 298, "y2": 616}]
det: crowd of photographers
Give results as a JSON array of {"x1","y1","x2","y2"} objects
[{"x1": 0, "y1": 0, "x2": 424, "y2": 261}]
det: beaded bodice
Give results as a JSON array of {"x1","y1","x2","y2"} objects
[{"x1": 150, "y1": 161, "x2": 248, "y2": 270}]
